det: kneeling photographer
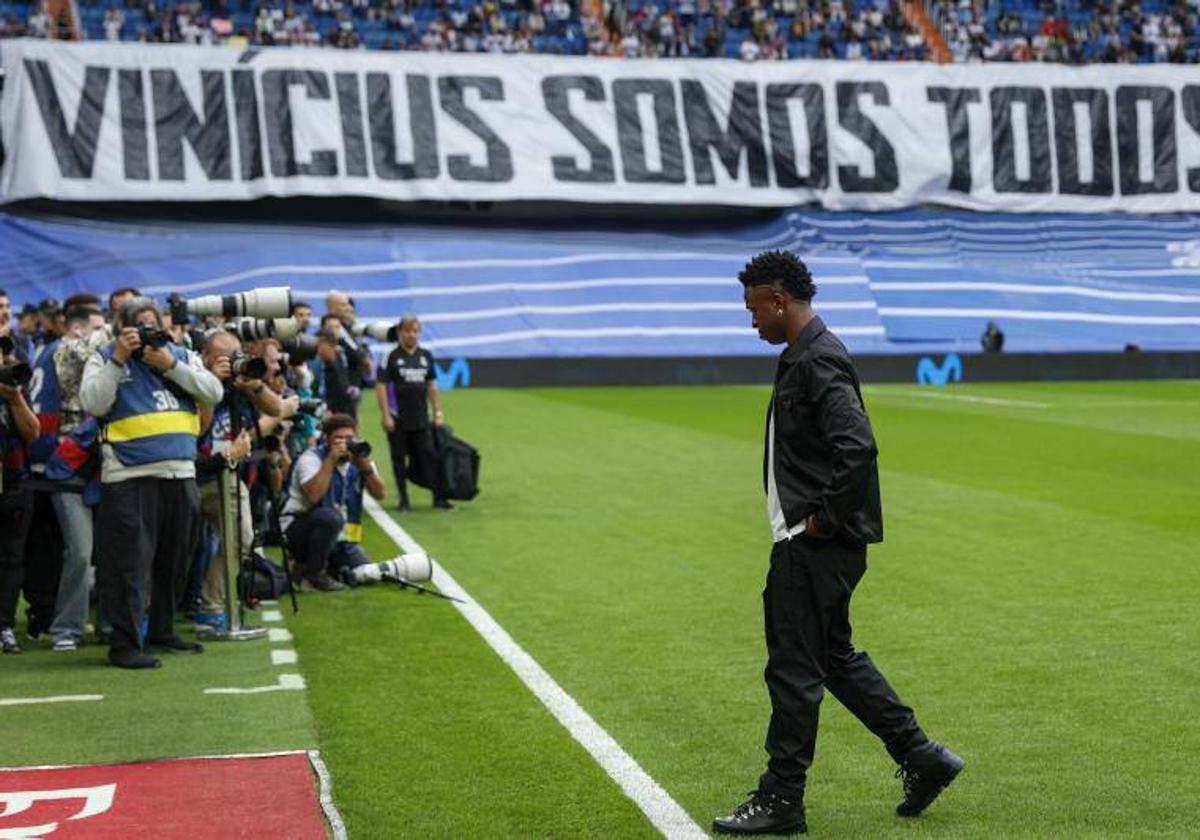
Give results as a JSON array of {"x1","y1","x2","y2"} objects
[
  {"x1": 80, "y1": 297, "x2": 223, "y2": 668},
  {"x1": 278, "y1": 414, "x2": 390, "y2": 592}
]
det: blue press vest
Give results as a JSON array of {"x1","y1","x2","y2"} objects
[
  {"x1": 315, "y1": 445, "x2": 364, "y2": 544},
  {"x1": 27, "y1": 337, "x2": 62, "y2": 468},
  {"x1": 99, "y1": 345, "x2": 200, "y2": 467}
]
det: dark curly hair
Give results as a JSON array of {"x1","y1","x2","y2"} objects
[{"x1": 738, "y1": 250, "x2": 817, "y2": 303}]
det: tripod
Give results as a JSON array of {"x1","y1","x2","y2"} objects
[{"x1": 216, "y1": 461, "x2": 268, "y2": 641}]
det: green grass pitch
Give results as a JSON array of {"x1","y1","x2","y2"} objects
[{"x1": 4, "y1": 379, "x2": 1198, "y2": 838}]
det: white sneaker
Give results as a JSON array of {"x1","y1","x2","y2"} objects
[
  {"x1": 52, "y1": 636, "x2": 79, "y2": 652},
  {"x1": 1, "y1": 628, "x2": 21, "y2": 654}
]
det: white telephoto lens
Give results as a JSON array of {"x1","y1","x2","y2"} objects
[
  {"x1": 243, "y1": 287, "x2": 293, "y2": 319},
  {"x1": 397, "y1": 552, "x2": 433, "y2": 582},
  {"x1": 267, "y1": 318, "x2": 300, "y2": 341}
]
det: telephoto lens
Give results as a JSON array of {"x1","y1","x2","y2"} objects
[
  {"x1": 0, "y1": 361, "x2": 33, "y2": 387},
  {"x1": 348, "y1": 439, "x2": 372, "y2": 458},
  {"x1": 281, "y1": 334, "x2": 319, "y2": 363},
  {"x1": 350, "y1": 322, "x2": 399, "y2": 342},
  {"x1": 0, "y1": 336, "x2": 14, "y2": 356},
  {"x1": 180, "y1": 287, "x2": 293, "y2": 320},
  {"x1": 229, "y1": 351, "x2": 268, "y2": 380},
  {"x1": 225, "y1": 317, "x2": 300, "y2": 342}
]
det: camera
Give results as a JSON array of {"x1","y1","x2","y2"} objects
[
  {"x1": 168, "y1": 287, "x2": 293, "y2": 324},
  {"x1": 263, "y1": 434, "x2": 282, "y2": 453},
  {"x1": 0, "y1": 360, "x2": 32, "y2": 387},
  {"x1": 225, "y1": 317, "x2": 300, "y2": 343},
  {"x1": 348, "y1": 439, "x2": 372, "y2": 458},
  {"x1": 280, "y1": 335, "x2": 319, "y2": 364},
  {"x1": 349, "y1": 322, "x2": 398, "y2": 342},
  {"x1": 296, "y1": 398, "x2": 325, "y2": 417},
  {"x1": 137, "y1": 324, "x2": 172, "y2": 350},
  {"x1": 229, "y1": 351, "x2": 268, "y2": 380}
]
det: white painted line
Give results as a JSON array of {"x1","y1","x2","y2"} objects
[
  {"x1": 894, "y1": 389, "x2": 1050, "y2": 408},
  {"x1": 271, "y1": 649, "x2": 298, "y2": 666},
  {"x1": 261, "y1": 609, "x2": 284, "y2": 623},
  {"x1": 308, "y1": 751, "x2": 349, "y2": 840},
  {"x1": 363, "y1": 497, "x2": 706, "y2": 839},
  {"x1": 0, "y1": 694, "x2": 103, "y2": 707},
  {"x1": 204, "y1": 673, "x2": 306, "y2": 695},
  {"x1": 267, "y1": 628, "x2": 292, "y2": 642},
  {"x1": 0, "y1": 750, "x2": 311, "y2": 773},
  {"x1": 259, "y1": 600, "x2": 279, "y2": 607}
]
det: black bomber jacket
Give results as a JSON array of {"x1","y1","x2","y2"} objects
[{"x1": 763, "y1": 315, "x2": 884, "y2": 545}]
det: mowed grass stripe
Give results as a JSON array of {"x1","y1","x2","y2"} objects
[
  {"x1": 285, "y1": 521, "x2": 660, "y2": 839},
  {"x1": 353, "y1": 384, "x2": 1198, "y2": 837}
]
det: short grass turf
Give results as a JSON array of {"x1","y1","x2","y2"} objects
[
  {"x1": 1, "y1": 613, "x2": 316, "y2": 766},
  {"x1": 287, "y1": 380, "x2": 1200, "y2": 838}
]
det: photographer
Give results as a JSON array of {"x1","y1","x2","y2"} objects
[
  {"x1": 80, "y1": 297, "x2": 223, "y2": 669},
  {"x1": 23, "y1": 297, "x2": 66, "y2": 642},
  {"x1": 46, "y1": 297, "x2": 108, "y2": 651},
  {"x1": 0, "y1": 342, "x2": 40, "y2": 654},
  {"x1": 290, "y1": 301, "x2": 313, "y2": 335},
  {"x1": 315, "y1": 327, "x2": 355, "y2": 416},
  {"x1": 278, "y1": 413, "x2": 385, "y2": 592},
  {"x1": 375, "y1": 315, "x2": 451, "y2": 511},
  {"x1": 191, "y1": 329, "x2": 283, "y2": 633}
]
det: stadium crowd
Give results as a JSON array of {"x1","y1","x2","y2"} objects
[
  {"x1": 2, "y1": 0, "x2": 1199, "y2": 61},
  {"x1": 0, "y1": 287, "x2": 452, "y2": 668}
]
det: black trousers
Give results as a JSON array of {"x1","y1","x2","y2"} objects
[
  {"x1": 0, "y1": 488, "x2": 33, "y2": 631},
  {"x1": 387, "y1": 425, "x2": 444, "y2": 504},
  {"x1": 285, "y1": 507, "x2": 343, "y2": 579},
  {"x1": 95, "y1": 477, "x2": 200, "y2": 653},
  {"x1": 22, "y1": 487, "x2": 64, "y2": 634},
  {"x1": 759, "y1": 536, "x2": 928, "y2": 798}
]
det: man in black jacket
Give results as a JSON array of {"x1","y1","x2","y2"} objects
[{"x1": 713, "y1": 251, "x2": 963, "y2": 836}]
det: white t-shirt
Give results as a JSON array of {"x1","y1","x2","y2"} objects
[
  {"x1": 279, "y1": 449, "x2": 351, "y2": 532},
  {"x1": 766, "y1": 409, "x2": 807, "y2": 543}
]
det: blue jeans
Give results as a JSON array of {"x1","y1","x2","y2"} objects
[{"x1": 49, "y1": 491, "x2": 93, "y2": 642}]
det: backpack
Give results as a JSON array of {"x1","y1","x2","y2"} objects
[
  {"x1": 433, "y1": 426, "x2": 481, "y2": 501},
  {"x1": 240, "y1": 552, "x2": 291, "y2": 602}
]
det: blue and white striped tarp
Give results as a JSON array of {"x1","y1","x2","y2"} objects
[{"x1": 1, "y1": 209, "x2": 1197, "y2": 357}]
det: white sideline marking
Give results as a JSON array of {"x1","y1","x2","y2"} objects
[
  {"x1": 0, "y1": 694, "x2": 103, "y2": 707},
  {"x1": 271, "y1": 649, "x2": 298, "y2": 666},
  {"x1": 363, "y1": 497, "x2": 706, "y2": 839},
  {"x1": 267, "y1": 628, "x2": 292, "y2": 642},
  {"x1": 308, "y1": 750, "x2": 349, "y2": 840},
  {"x1": 261, "y1": 609, "x2": 284, "y2": 623},
  {"x1": 259, "y1": 600, "x2": 279, "y2": 607},
  {"x1": 204, "y1": 673, "x2": 305, "y2": 695},
  {"x1": 894, "y1": 389, "x2": 1050, "y2": 408}
]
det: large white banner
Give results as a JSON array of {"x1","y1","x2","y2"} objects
[{"x1": 3, "y1": 38, "x2": 1200, "y2": 211}]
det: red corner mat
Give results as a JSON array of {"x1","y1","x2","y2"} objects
[{"x1": 0, "y1": 752, "x2": 329, "y2": 839}]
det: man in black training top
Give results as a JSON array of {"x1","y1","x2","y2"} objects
[
  {"x1": 713, "y1": 251, "x2": 963, "y2": 836},
  {"x1": 374, "y1": 315, "x2": 451, "y2": 510}
]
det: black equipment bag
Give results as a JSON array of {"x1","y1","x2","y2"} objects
[
  {"x1": 433, "y1": 426, "x2": 481, "y2": 501},
  {"x1": 241, "y1": 551, "x2": 291, "y2": 601}
]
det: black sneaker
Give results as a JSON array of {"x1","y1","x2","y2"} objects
[
  {"x1": 896, "y1": 742, "x2": 965, "y2": 817},
  {"x1": 108, "y1": 648, "x2": 162, "y2": 669},
  {"x1": 147, "y1": 635, "x2": 204, "y2": 655},
  {"x1": 433, "y1": 498, "x2": 454, "y2": 510},
  {"x1": 713, "y1": 791, "x2": 806, "y2": 835},
  {"x1": 304, "y1": 571, "x2": 348, "y2": 592}
]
